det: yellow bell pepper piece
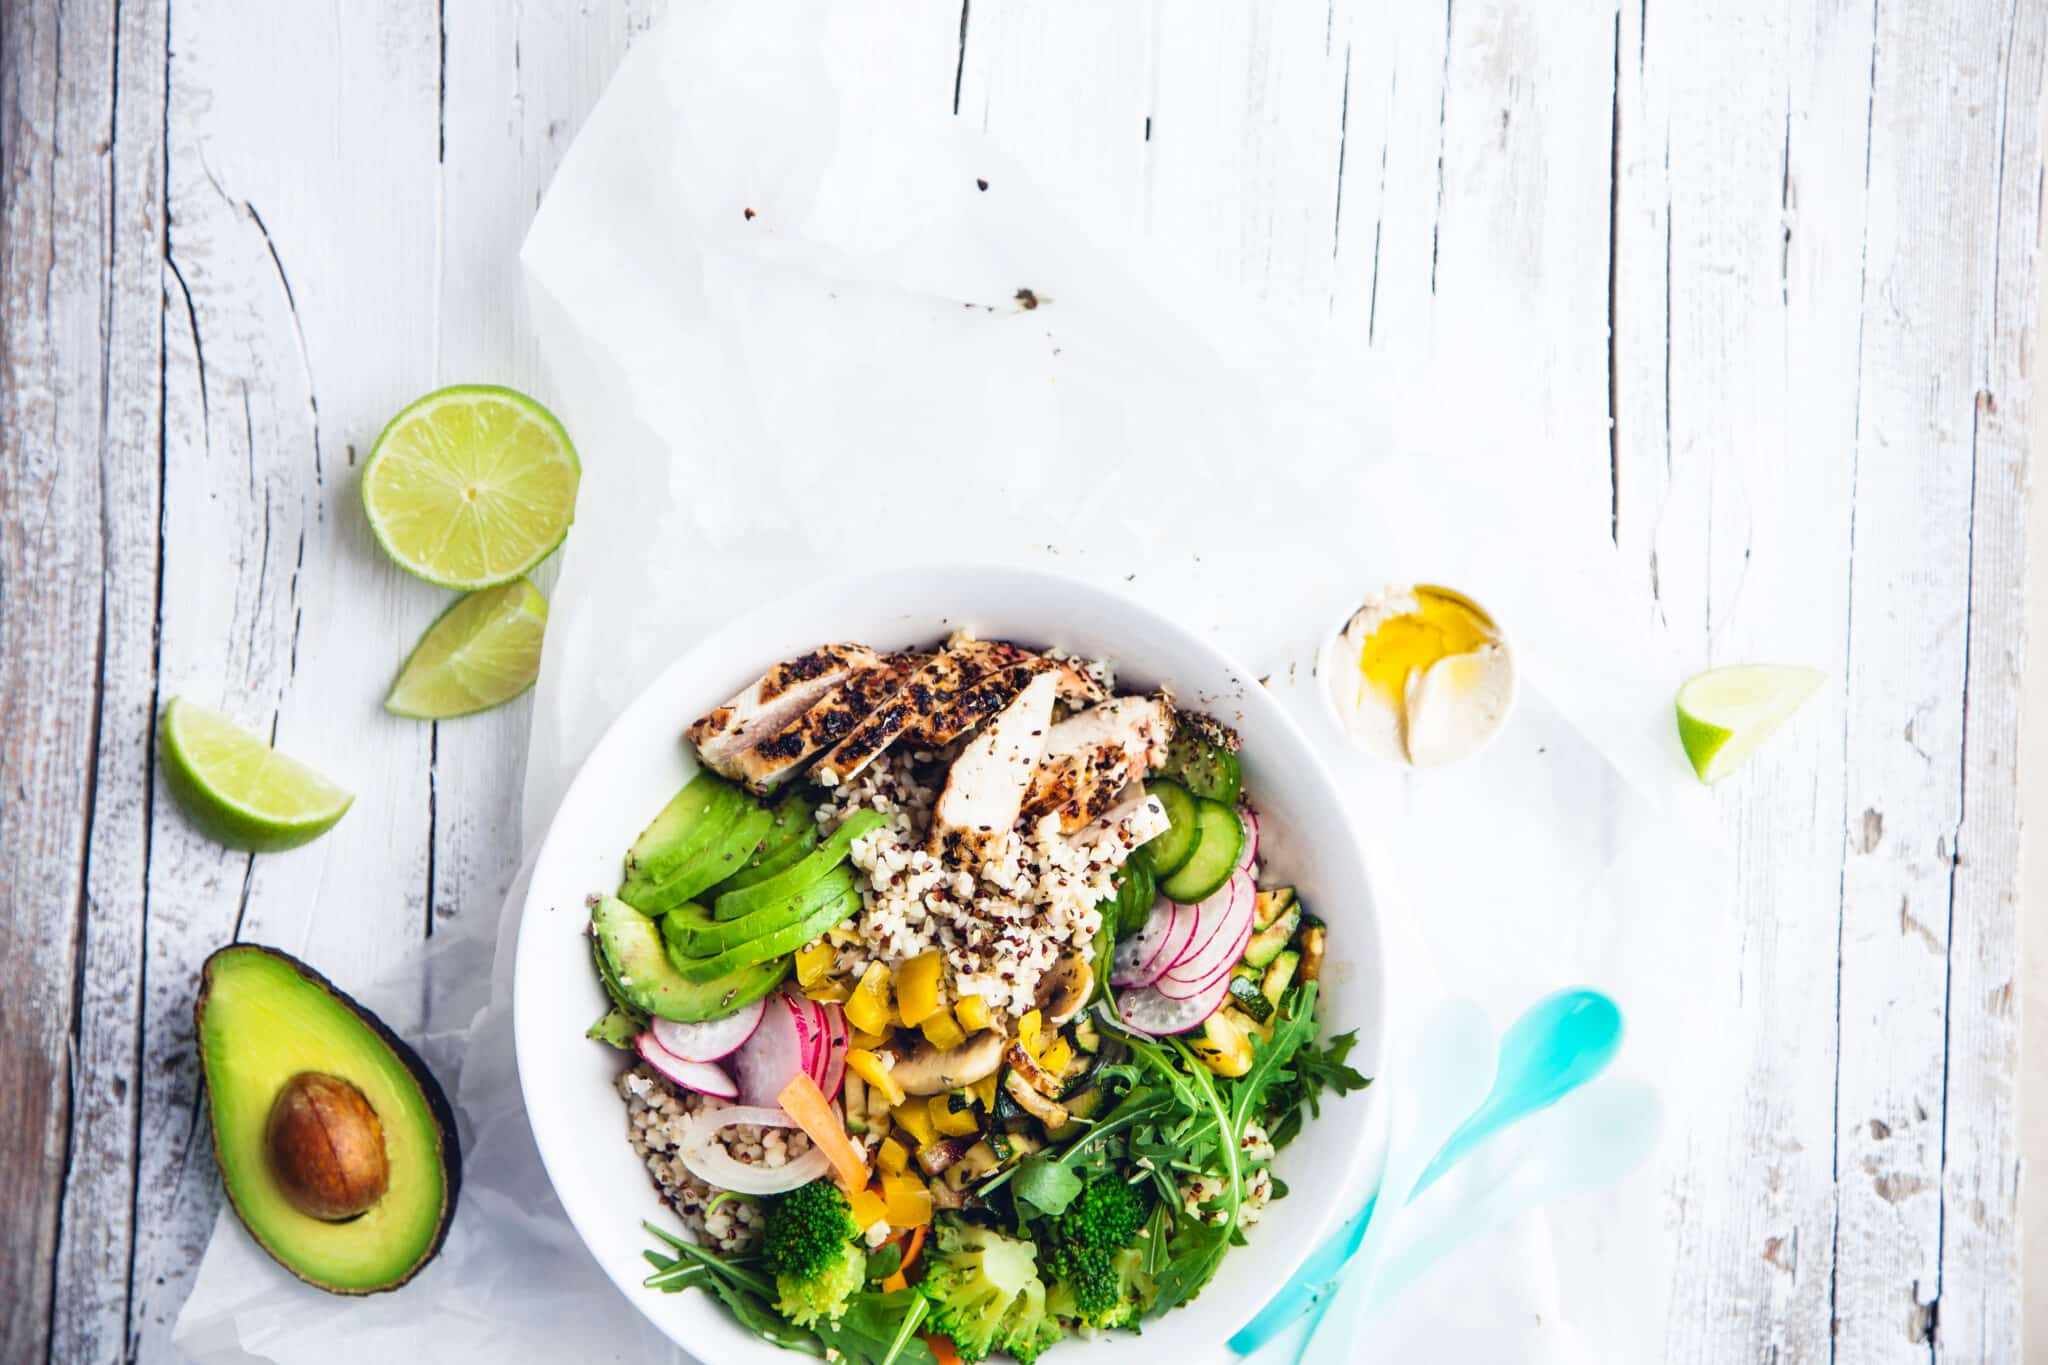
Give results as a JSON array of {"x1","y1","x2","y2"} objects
[
  {"x1": 1017, "y1": 1008, "x2": 1044, "y2": 1058},
  {"x1": 845, "y1": 961, "x2": 894, "y2": 1036},
  {"x1": 1189, "y1": 1010, "x2": 1254, "y2": 1078},
  {"x1": 845, "y1": 1048, "x2": 905, "y2": 1107},
  {"x1": 970, "y1": 1073, "x2": 1000, "y2": 1112},
  {"x1": 1038, "y1": 1037, "x2": 1074, "y2": 1079},
  {"x1": 803, "y1": 981, "x2": 852, "y2": 1004},
  {"x1": 882, "y1": 1171, "x2": 933, "y2": 1228},
  {"x1": 847, "y1": 1185, "x2": 889, "y2": 1232},
  {"x1": 953, "y1": 993, "x2": 991, "y2": 1033},
  {"x1": 848, "y1": 1027, "x2": 889, "y2": 1052},
  {"x1": 894, "y1": 949, "x2": 944, "y2": 1027},
  {"x1": 921, "y1": 1009, "x2": 966, "y2": 1051},
  {"x1": 878, "y1": 1135, "x2": 911, "y2": 1175},
  {"x1": 892, "y1": 1101, "x2": 938, "y2": 1149},
  {"x1": 795, "y1": 940, "x2": 837, "y2": 988},
  {"x1": 929, "y1": 1094, "x2": 979, "y2": 1137}
]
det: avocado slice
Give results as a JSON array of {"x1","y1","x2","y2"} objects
[
  {"x1": 708, "y1": 791, "x2": 820, "y2": 897},
  {"x1": 662, "y1": 861, "x2": 858, "y2": 957},
  {"x1": 663, "y1": 871, "x2": 856, "y2": 965},
  {"x1": 195, "y1": 945, "x2": 460, "y2": 1295},
  {"x1": 670, "y1": 877, "x2": 861, "y2": 983},
  {"x1": 620, "y1": 774, "x2": 748, "y2": 897},
  {"x1": 592, "y1": 893, "x2": 788, "y2": 1021},
  {"x1": 623, "y1": 802, "x2": 776, "y2": 916},
  {"x1": 711, "y1": 808, "x2": 885, "y2": 921}
]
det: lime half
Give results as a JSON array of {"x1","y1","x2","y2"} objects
[
  {"x1": 1676, "y1": 665, "x2": 1826, "y2": 784},
  {"x1": 386, "y1": 578, "x2": 549, "y2": 719},
  {"x1": 361, "y1": 385, "x2": 580, "y2": 589},
  {"x1": 161, "y1": 699, "x2": 354, "y2": 851}
]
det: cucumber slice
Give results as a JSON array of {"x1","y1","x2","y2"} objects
[
  {"x1": 1139, "y1": 781, "x2": 1199, "y2": 878},
  {"x1": 1160, "y1": 720, "x2": 1242, "y2": 805},
  {"x1": 1158, "y1": 799, "x2": 1246, "y2": 903}
]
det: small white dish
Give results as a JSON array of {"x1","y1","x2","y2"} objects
[
  {"x1": 513, "y1": 563, "x2": 1390, "y2": 1365},
  {"x1": 1319, "y1": 583, "x2": 1518, "y2": 768}
]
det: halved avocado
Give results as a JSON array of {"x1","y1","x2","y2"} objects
[
  {"x1": 592, "y1": 893, "x2": 788, "y2": 1021},
  {"x1": 196, "y1": 945, "x2": 460, "y2": 1295}
]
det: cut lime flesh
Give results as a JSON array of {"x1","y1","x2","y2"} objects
[
  {"x1": 1676, "y1": 665, "x2": 1826, "y2": 784},
  {"x1": 361, "y1": 385, "x2": 580, "y2": 590},
  {"x1": 161, "y1": 699, "x2": 353, "y2": 851},
  {"x1": 386, "y1": 578, "x2": 549, "y2": 719}
]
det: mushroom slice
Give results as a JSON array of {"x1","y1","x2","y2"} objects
[
  {"x1": 885, "y1": 1029, "x2": 1006, "y2": 1096},
  {"x1": 1034, "y1": 954, "x2": 1095, "y2": 1027},
  {"x1": 1003, "y1": 1041, "x2": 1065, "y2": 1099},
  {"x1": 1002, "y1": 1066, "x2": 1070, "y2": 1129}
]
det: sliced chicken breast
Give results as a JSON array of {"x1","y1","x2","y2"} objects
[
  {"x1": 718, "y1": 657, "x2": 921, "y2": 792},
  {"x1": 812, "y1": 644, "x2": 1009, "y2": 786},
  {"x1": 907, "y1": 660, "x2": 1050, "y2": 746},
  {"x1": 685, "y1": 644, "x2": 880, "y2": 767},
  {"x1": 929, "y1": 670, "x2": 1060, "y2": 871},
  {"x1": 1019, "y1": 694, "x2": 1175, "y2": 832},
  {"x1": 968, "y1": 638, "x2": 1108, "y2": 706}
]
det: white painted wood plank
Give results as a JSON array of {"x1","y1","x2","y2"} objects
[
  {"x1": 0, "y1": 1, "x2": 149, "y2": 1357},
  {"x1": 45, "y1": 3, "x2": 171, "y2": 1360},
  {"x1": 1933, "y1": 4, "x2": 2043, "y2": 1347},
  {"x1": 431, "y1": 0, "x2": 667, "y2": 933},
  {"x1": 1614, "y1": 4, "x2": 1875, "y2": 1360},
  {"x1": 126, "y1": 3, "x2": 444, "y2": 1354}
]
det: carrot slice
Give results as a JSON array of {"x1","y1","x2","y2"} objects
[
  {"x1": 881, "y1": 1223, "x2": 927, "y2": 1292},
  {"x1": 777, "y1": 1072, "x2": 868, "y2": 1192},
  {"x1": 923, "y1": 1334, "x2": 963, "y2": 1365}
]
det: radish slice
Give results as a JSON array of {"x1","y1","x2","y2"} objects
[
  {"x1": 1162, "y1": 874, "x2": 1241, "y2": 977},
  {"x1": 1137, "y1": 899, "x2": 1199, "y2": 980},
  {"x1": 675, "y1": 1104, "x2": 834, "y2": 1194},
  {"x1": 817, "y1": 1001, "x2": 849, "y2": 1099},
  {"x1": 635, "y1": 1034, "x2": 739, "y2": 1099},
  {"x1": 1156, "y1": 917, "x2": 1253, "y2": 1000},
  {"x1": 1160, "y1": 872, "x2": 1256, "y2": 993},
  {"x1": 804, "y1": 996, "x2": 831, "y2": 1089},
  {"x1": 1116, "y1": 970, "x2": 1232, "y2": 1035},
  {"x1": 1111, "y1": 901, "x2": 1176, "y2": 987},
  {"x1": 1235, "y1": 805, "x2": 1260, "y2": 873},
  {"x1": 650, "y1": 995, "x2": 766, "y2": 1062},
  {"x1": 730, "y1": 996, "x2": 808, "y2": 1107}
]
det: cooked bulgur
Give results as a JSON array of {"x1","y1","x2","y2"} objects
[{"x1": 618, "y1": 1065, "x2": 814, "y2": 1252}]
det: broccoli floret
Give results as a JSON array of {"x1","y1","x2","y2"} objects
[
  {"x1": 1055, "y1": 1176, "x2": 1149, "y2": 1251},
  {"x1": 1040, "y1": 1177, "x2": 1156, "y2": 1329},
  {"x1": 999, "y1": 1277, "x2": 1064, "y2": 1364},
  {"x1": 1045, "y1": 1246, "x2": 1155, "y2": 1331},
  {"x1": 917, "y1": 1218, "x2": 1061, "y2": 1363},
  {"x1": 762, "y1": 1179, "x2": 864, "y2": 1328}
]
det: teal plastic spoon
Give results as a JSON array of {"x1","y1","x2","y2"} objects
[
  {"x1": 1292, "y1": 988, "x2": 1625, "y2": 1365},
  {"x1": 1409, "y1": 987, "x2": 1624, "y2": 1197}
]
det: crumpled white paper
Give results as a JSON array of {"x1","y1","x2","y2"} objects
[{"x1": 175, "y1": 2, "x2": 1739, "y2": 1360}]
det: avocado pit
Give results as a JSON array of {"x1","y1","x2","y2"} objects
[{"x1": 266, "y1": 1071, "x2": 390, "y2": 1221}]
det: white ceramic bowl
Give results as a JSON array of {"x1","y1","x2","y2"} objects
[{"x1": 513, "y1": 564, "x2": 1390, "y2": 1365}]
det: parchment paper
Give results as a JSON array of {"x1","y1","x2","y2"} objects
[{"x1": 175, "y1": 2, "x2": 1739, "y2": 1359}]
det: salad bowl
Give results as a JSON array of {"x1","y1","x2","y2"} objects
[{"x1": 513, "y1": 563, "x2": 1390, "y2": 1364}]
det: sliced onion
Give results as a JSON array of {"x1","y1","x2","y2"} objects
[{"x1": 675, "y1": 1104, "x2": 834, "y2": 1195}]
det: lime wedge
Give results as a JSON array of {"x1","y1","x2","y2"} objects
[
  {"x1": 1676, "y1": 665, "x2": 1826, "y2": 783},
  {"x1": 160, "y1": 699, "x2": 354, "y2": 851},
  {"x1": 385, "y1": 578, "x2": 549, "y2": 719},
  {"x1": 360, "y1": 385, "x2": 580, "y2": 589}
]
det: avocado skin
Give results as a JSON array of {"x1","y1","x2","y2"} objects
[{"x1": 196, "y1": 944, "x2": 462, "y2": 1295}]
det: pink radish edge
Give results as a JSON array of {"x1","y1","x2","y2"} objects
[{"x1": 636, "y1": 1033, "x2": 739, "y2": 1099}]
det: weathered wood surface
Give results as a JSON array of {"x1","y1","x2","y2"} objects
[{"x1": 0, "y1": 1, "x2": 2034, "y2": 1361}]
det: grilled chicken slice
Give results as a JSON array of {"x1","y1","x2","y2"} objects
[
  {"x1": 685, "y1": 644, "x2": 881, "y2": 768},
  {"x1": 812, "y1": 644, "x2": 1013, "y2": 786},
  {"x1": 1019, "y1": 694, "x2": 1175, "y2": 832},
  {"x1": 907, "y1": 660, "x2": 1051, "y2": 746},
  {"x1": 718, "y1": 657, "x2": 921, "y2": 792},
  {"x1": 929, "y1": 670, "x2": 1060, "y2": 871},
  {"x1": 968, "y1": 638, "x2": 1107, "y2": 706}
]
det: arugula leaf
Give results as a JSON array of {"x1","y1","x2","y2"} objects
[
  {"x1": 1010, "y1": 1153, "x2": 1085, "y2": 1216},
  {"x1": 812, "y1": 1291, "x2": 940, "y2": 1365},
  {"x1": 865, "y1": 1241, "x2": 905, "y2": 1283}
]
